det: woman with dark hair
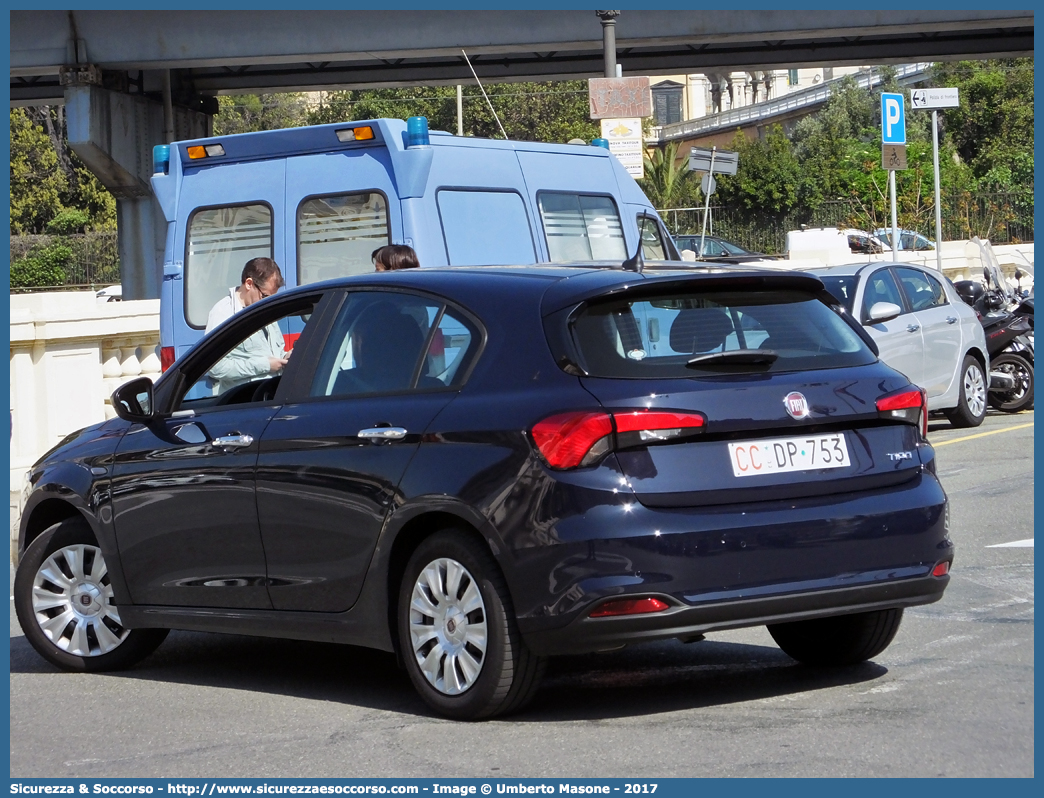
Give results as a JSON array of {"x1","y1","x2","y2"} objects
[{"x1": 372, "y1": 244, "x2": 420, "y2": 272}]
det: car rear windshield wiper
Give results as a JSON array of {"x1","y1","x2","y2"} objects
[{"x1": 686, "y1": 349, "x2": 779, "y2": 368}]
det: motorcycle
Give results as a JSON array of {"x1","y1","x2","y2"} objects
[{"x1": 954, "y1": 261, "x2": 1034, "y2": 413}]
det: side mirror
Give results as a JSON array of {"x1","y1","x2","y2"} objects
[
  {"x1": 867, "y1": 302, "x2": 902, "y2": 324},
  {"x1": 983, "y1": 266, "x2": 991, "y2": 286},
  {"x1": 112, "y1": 377, "x2": 155, "y2": 423},
  {"x1": 1014, "y1": 268, "x2": 1023, "y2": 281}
]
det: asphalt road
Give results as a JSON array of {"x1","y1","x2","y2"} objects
[{"x1": 10, "y1": 410, "x2": 1034, "y2": 778}]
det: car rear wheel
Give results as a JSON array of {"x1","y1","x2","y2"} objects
[
  {"x1": 767, "y1": 608, "x2": 904, "y2": 666},
  {"x1": 988, "y1": 353, "x2": 1034, "y2": 412},
  {"x1": 397, "y1": 530, "x2": 544, "y2": 720},
  {"x1": 14, "y1": 517, "x2": 168, "y2": 671},
  {"x1": 945, "y1": 354, "x2": 987, "y2": 428}
]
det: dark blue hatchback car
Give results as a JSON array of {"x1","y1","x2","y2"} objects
[{"x1": 15, "y1": 264, "x2": 952, "y2": 719}]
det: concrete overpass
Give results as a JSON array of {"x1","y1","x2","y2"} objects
[
  {"x1": 11, "y1": 10, "x2": 1034, "y2": 105},
  {"x1": 9, "y1": 10, "x2": 1033, "y2": 299}
]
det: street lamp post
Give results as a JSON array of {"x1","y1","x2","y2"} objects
[{"x1": 596, "y1": 10, "x2": 620, "y2": 78}]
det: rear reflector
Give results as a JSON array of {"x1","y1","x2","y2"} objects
[
  {"x1": 877, "y1": 387, "x2": 928, "y2": 438},
  {"x1": 532, "y1": 409, "x2": 706, "y2": 469},
  {"x1": 160, "y1": 346, "x2": 176, "y2": 372},
  {"x1": 589, "y1": 597, "x2": 670, "y2": 618},
  {"x1": 932, "y1": 561, "x2": 950, "y2": 577}
]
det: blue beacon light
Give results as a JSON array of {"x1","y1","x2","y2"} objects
[{"x1": 406, "y1": 116, "x2": 431, "y2": 148}]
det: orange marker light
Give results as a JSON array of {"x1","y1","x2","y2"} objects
[
  {"x1": 186, "y1": 146, "x2": 207, "y2": 159},
  {"x1": 353, "y1": 126, "x2": 374, "y2": 140}
]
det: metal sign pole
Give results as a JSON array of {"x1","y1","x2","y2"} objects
[
  {"x1": 889, "y1": 170, "x2": 899, "y2": 262},
  {"x1": 932, "y1": 109, "x2": 943, "y2": 271},
  {"x1": 698, "y1": 146, "x2": 716, "y2": 257}
]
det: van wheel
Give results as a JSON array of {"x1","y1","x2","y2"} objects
[
  {"x1": 14, "y1": 517, "x2": 168, "y2": 672},
  {"x1": 397, "y1": 530, "x2": 544, "y2": 720},
  {"x1": 945, "y1": 355, "x2": 987, "y2": 428},
  {"x1": 767, "y1": 609, "x2": 903, "y2": 666}
]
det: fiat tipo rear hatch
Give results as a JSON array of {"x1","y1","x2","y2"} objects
[{"x1": 554, "y1": 276, "x2": 929, "y2": 507}]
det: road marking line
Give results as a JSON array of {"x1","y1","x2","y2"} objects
[
  {"x1": 932, "y1": 421, "x2": 1033, "y2": 447},
  {"x1": 987, "y1": 539, "x2": 1034, "y2": 548}
]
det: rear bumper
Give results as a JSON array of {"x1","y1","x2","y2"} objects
[{"x1": 521, "y1": 573, "x2": 947, "y2": 656}]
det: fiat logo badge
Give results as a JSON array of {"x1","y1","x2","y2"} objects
[{"x1": 784, "y1": 392, "x2": 810, "y2": 419}]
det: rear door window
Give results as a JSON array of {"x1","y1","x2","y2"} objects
[
  {"x1": 895, "y1": 267, "x2": 947, "y2": 311},
  {"x1": 185, "y1": 203, "x2": 273, "y2": 329},
  {"x1": 310, "y1": 292, "x2": 481, "y2": 398},
  {"x1": 569, "y1": 289, "x2": 874, "y2": 378},
  {"x1": 298, "y1": 192, "x2": 389, "y2": 285},
  {"x1": 538, "y1": 193, "x2": 626, "y2": 261}
]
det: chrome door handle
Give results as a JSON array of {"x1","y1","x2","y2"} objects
[
  {"x1": 212, "y1": 434, "x2": 254, "y2": 449},
  {"x1": 946, "y1": 316, "x2": 958, "y2": 324},
  {"x1": 906, "y1": 324, "x2": 920, "y2": 333},
  {"x1": 358, "y1": 427, "x2": 408, "y2": 441}
]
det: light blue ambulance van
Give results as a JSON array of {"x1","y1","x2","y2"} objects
[{"x1": 150, "y1": 116, "x2": 678, "y2": 369}]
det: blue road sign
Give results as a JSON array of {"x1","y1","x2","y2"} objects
[{"x1": 881, "y1": 92, "x2": 906, "y2": 145}]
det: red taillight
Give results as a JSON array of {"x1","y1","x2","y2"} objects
[
  {"x1": 531, "y1": 409, "x2": 706, "y2": 469},
  {"x1": 532, "y1": 412, "x2": 614, "y2": 469},
  {"x1": 932, "y1": 561, "x2": 950, "y2": 577},
  {"x1": 160, "y1": 346, "x2": 176, "y2": 372},
  {"x1": 877, "y1": 387, "x2": 927, "y2": 438},
  {"x1": 589, "y1": 597, "x2": 670, "y2": 618}
]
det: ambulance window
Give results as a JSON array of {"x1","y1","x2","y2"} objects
[
  {"x1": 298, "y1": 192, "x2": 390, "y2": 285},
  {"x1": 185, "y1": 203, "x2": 272, "y2": 330},
  {"x1": 538, "y1": 193, "x2": 626, "y2": 262},
  {"x1": 437, "y1": 190, "x2": 536, "y2": 265}
]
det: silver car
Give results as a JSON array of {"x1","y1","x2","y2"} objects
[{"x1": 811, "y1": 262, "x2": 988, "y2": 428}]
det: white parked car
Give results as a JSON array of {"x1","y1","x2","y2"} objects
[{"x1": 810, "y1": 262, "x2": 988, "y2": 428}]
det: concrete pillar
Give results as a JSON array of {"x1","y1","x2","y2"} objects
[
  {"x1": 64, "y1": 83, "x2": 208, "y2": 301},
  {"x1": 687, "y1": 75, "x2": 710, "y2": 119}
]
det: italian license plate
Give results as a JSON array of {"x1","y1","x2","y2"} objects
[{"x1": 728, "y1": 433, "x2": 851, "y2": 477}]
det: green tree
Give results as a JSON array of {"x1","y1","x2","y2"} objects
[
  {"x1": 10, "y1": 107, "x2": 117, "y2": 233},
  {"x1": 716, "y1": 126, "x2": 800, "y2": 217},
  {"x1": 10, "y1": 108, "x2": 67, "y2": 234},
  {"x1": 213, "y1": 94, "x2": 311, "y2": 135},
  {"x1": 932, "y1": 59, "x2": 1034, "y2": 192},
  {"x1": 639, "y1": 141, "x2": 700, "y2": 209},
  {"x1": 308, "y1": 81, "x2": 598, "y2": 144}
]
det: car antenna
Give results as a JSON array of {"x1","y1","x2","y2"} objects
[
  {"x1": 461, "y1": 49, "x2": 509, "y2": 141},
  {"x1": 622, "y1": 212, "x2": 653, "y2": 273}
]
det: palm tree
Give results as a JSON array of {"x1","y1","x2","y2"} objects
[{"x1": 640, "y1": 141, "x2": 699, "y2": 209}]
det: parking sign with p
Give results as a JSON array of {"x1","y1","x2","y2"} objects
[{"x1": 881, "y1": 92, "x2": 906, "y2": 145}]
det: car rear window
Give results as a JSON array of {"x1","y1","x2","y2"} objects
[{"x1": 570, "y1": 289, "x2": 874, "y2": 378}]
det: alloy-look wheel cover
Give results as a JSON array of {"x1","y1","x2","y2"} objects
[
  {"x1": 408, "y1": 557, "x2": 488, "y2": 695},
  {"x1": 31, "y1": 543, "x2": 128, "y2": 657},
  {"x1": 964, "y1": 364, "x2": 987, "y2": 417}
]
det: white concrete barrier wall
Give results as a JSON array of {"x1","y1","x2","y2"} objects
[{"x1": 9, "y1": 291, "x2": 161, "y2": 560}]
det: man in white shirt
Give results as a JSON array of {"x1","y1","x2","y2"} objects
[{"x1": 205, "y1": 257, "x2": 288, "y2": 395}]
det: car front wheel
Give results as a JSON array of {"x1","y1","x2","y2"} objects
[
  {"x1": 397, "y1": 530, "x2": 544, "y2": 720},
  {"x1": 945, "y1": 354, "x2": 987, "y2": 428},
  {"x1": 14, "y1": 517, "x2": 168, "y2": 671},
  {"x1": 767, "y1": 608, "x2": 904, "y2": 666}
]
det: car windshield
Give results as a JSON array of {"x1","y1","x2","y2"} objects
[
  {"x1": 718, "y1": 240, "x2": 749, "y2": 255},
  {"x1": 569, "y1": 288, "x2": 873, "y2": 378},
  {"x1": 817, "y1": 275, "x2": 858, "y2": 313}
]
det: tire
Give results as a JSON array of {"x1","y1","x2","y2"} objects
[
  {"x1": 767, "y1": 608, "x2": 904, "y2": 666},
  {"x1": 14, "y1": 517, "x2": 168, "y2": 672},
  {"x1": 988, "y1": 353, "x2": 1034, "y2": 413},
  {"x1": 397, "y1": 530, "x2": 545, "y2": 720},
  {"x1": 944, "y1": 354, "x2": 987, "y2": 428}
]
